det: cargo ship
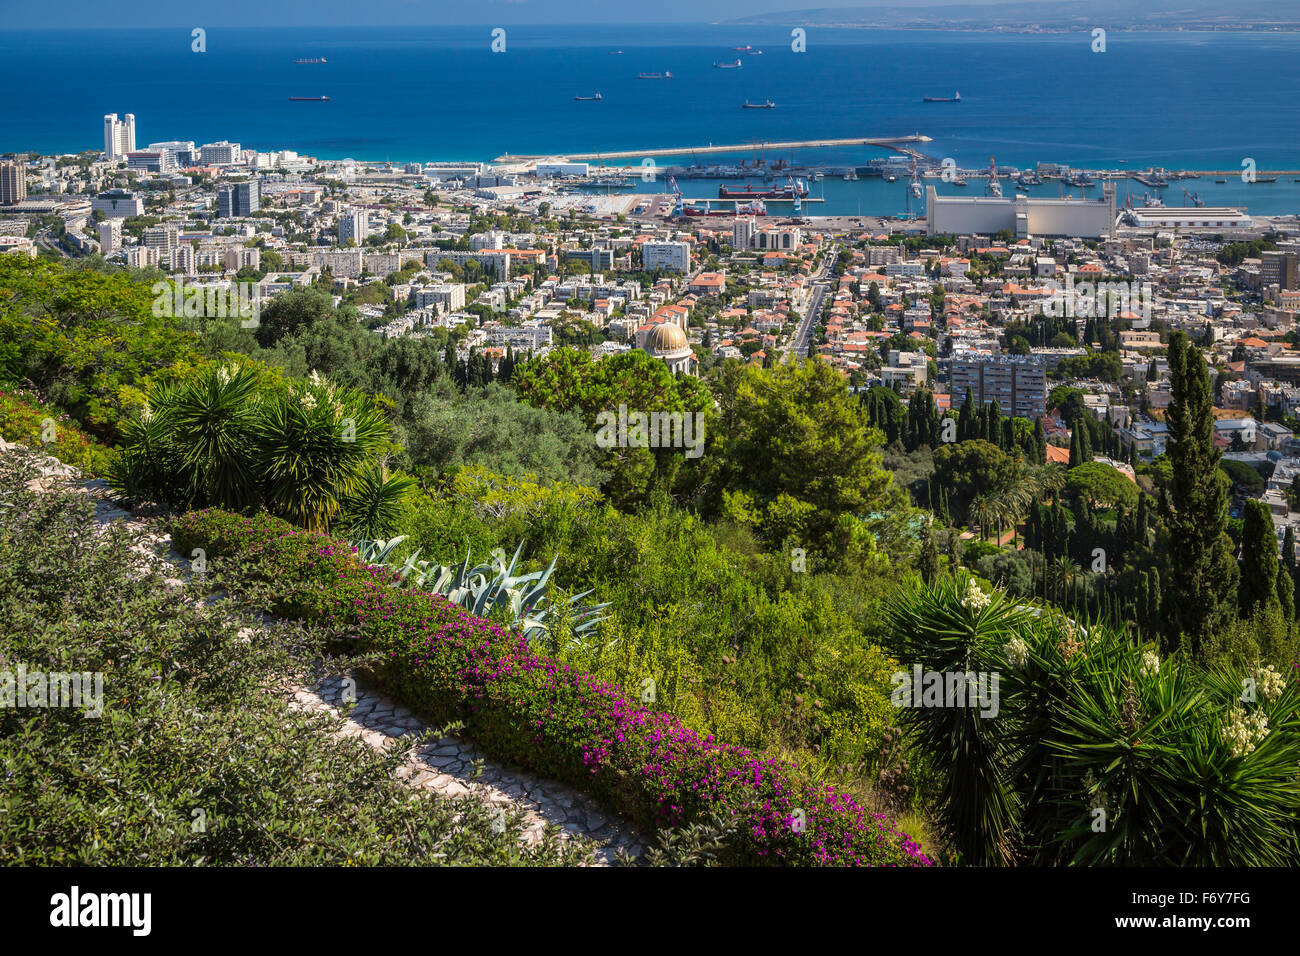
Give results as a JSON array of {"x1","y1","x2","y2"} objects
[
  {"x1": 574, "y1": 93, "x2": 602, "y2": 101},
  {"x1": 718, "y1": 180, "x2": 808, "y2": 199},
  {"x1": 734, "y1": 45, "x2": 753, "y2": 51},
  {"x1": 714, "y1": 59, "x2": 742, "y2": 69},
  {"x1": 637, "y1": 72, "x2": 672, "y2": 79},
  {"x1": 294, "y1": 57, "x2": 327, "y2": 64},
  {"x1": 684, "y1": 200, "x2": 767, "y2": 217},
  {"x1": 923, "y1": 92, "x2": 961, "y2": 102},
  {"x1": 289, "y1": 96, "x2": 330, "y2": 101},
  {"x1": 742, "y1": 100, "x2": 775, "y2": 109}
]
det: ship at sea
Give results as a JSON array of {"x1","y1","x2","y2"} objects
[
  {"x1": 294, "y1": 57, "x2": 327, "y2": 64},
  {"x1": 742, "y1": 100, "x2": 775, "y2": 109},
  {"x1": 734, "y1": 45, "x2": 753, "y2": 52},
  {"x1": 714, "y1": 60, "x2": 742, "y2": 69},
  {"x1": 637, "y1": 72, "x2": 672, "y2": 79},
  {"x1": 718, "y1": 179, "x2": 808, "y2": 199},
  {"x1": 574, "y1": 93, "x2": 602, "y2": 101},
  {"x1": 923, "y1": 91, "x2": 961, "y2": 102},
  {"x1": 289, "y1": 96, "x2": 330, "y2": 101}
]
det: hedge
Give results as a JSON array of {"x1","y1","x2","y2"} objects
[{"x1": 172, "y1": 508, "x2": 933, "y2": 866}]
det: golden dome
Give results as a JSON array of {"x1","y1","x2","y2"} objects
[{"x1": 645, "y1": 322, "x2": 689, "y2": 354}]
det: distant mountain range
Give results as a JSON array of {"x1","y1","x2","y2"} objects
[{"x1": 733, "y1": 0, "x2": 1300, "y2": 32}]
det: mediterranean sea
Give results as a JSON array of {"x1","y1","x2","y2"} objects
[{"x1": 3, "y1": 25, "x2": 1298, "y2": 214}]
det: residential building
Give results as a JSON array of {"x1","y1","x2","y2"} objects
[
  {"x1": 0, "y1": 162, "x2": 25, "y2": 205},
  {"x1": 642, "y1": 241, "x2": 691, "y2": 273},
  {"x1": 217, "y1": 180, "x2": 261, "y2": 218},
  {"x1": 950, "y1": 354, "x2": 1048, "y2": 419}
]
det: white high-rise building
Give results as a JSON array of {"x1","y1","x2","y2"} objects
[
  {"x1": 339, "y1": 208, "x2": 369, "y2": 246},
  {"x1": 103, "y1": 113, "x2": 137, "y2": 160},
  {"x1": 642, "y1": 241, "x2": 691, "y2": 273},
  {"x1": 97, "y1": 219, "x2": 122, "y2": 254},
  {"x1": 733, "y1": 217, "x2": 754, "y2": 250},
  {"x1": 199, "y1": 141, "x2": 242, "y2": 165}
]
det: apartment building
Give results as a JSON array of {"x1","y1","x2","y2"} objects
[
  {"x1": 950, "y1": 354, "x2": 1048, "y2": 419},
  {"x1": 0, "y1": 162, "x2": 27, "y2": 205}
]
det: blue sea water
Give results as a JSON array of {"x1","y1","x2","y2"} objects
[{"x1": 3, "y1": 25, "x2": 1299, "y2": 215}]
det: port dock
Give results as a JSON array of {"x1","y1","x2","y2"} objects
[{"x1": 495, "y1": 135, "x2": 932, "y2": 164}]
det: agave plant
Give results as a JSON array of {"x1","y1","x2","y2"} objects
[{"x1": 351, "y1": 537, "x2": 612, "y2": 651}]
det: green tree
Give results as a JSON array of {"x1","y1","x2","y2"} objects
[
  {"x1": 1239, "y1": 499, "x2": 1282, "y2": 617},
  {"x1": 1162, "y1": 331, "x2": 1238, "y2": 653},
  {"x1": 720, "y1": 358, "x2": 894, "y2": 554}
]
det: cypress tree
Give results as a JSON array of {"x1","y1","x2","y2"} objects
[
  {"x1": 1240, "y1": 499, "x2": 1281, "y2": 617},
  {"x1": 1277, "y1": 564, "x2": 1295, "y2": 622},
  {"x1": 1161, "y1": 331, "x2": 1238, "y2": 652},
  {"x1": 1034, "y1": 416, "x2": 1047, "y2": 464}
]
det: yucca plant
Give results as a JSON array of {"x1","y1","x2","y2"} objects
[
  {"x1": 107, "y1": 367, "x2": 261, "y2": 510},
  {"x1": 337, "y1": 464, "x2": 416, "y2": 539},
  {"x1": 1044, "y1": 652, "x2": 1300, "y2": 866},
  {"x1": 166, "y1": 364, "x2": 262, "y2": 510},
  {"x1": 883, "y1": 574, "x2": 1029, "y2": 865},
  {"x1": 255, "y1": 373, "x2": 389, "y2": 532}
]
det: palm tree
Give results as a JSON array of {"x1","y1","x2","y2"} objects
[{"x1": 1051, "y1": 555, "x2": 1082, "y2": 607}]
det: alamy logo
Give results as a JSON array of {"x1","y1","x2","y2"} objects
[
  {"x1": 152, "y1": 278, "x2": 261, "y2": 327},
  {"x1": 891, "y1": 665, "x2": 1000, "y2": 718},
  {"x1": 1040, "y1": 277, "x2": 1153, "y2": 321},
  {"x1": 594, "y1": 404, "x2": 705, "y2": 459},
  {"x1": 50, "y1": 886, "x2": 151, "y2": 936},
  {"x1": 1, "y1": 666, "x2": 103, "y2": 718}
]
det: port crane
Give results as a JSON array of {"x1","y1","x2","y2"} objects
[
  {"x1": 1182, "y1": 187, "x2": 1205, "y2": 207},
  {"x1": 667, "y1": 176, "x2": 684, "y2": 218},
  {"x1": 789, "y1": 175, "x2": 802, "y2": 215},
  {"x1": 984, "y1": 156, "x2": 1002, "y2": 198}
]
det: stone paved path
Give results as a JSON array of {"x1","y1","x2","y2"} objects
[{"x1": 5, "y1": 441, "x2": 650, "y2": 865}]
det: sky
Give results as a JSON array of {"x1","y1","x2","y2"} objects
[{"x1": 0, "y1": 0, "x2": 1064, "y2": 29}]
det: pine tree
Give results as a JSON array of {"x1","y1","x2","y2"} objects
[{"x1": 1161, "y1": 330, "x2": 1238, "y2": 652}]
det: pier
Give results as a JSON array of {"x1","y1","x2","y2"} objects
[{"x1": 494, "y1": 135, "x2": 932, "y2": 164}]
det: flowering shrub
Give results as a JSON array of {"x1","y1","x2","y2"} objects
[
  {"x1": 171, "y1": 508, "x2": 932, "y2": 866},
  {"x1": 0, "y1": 389, "x2": 116, "y2": 477}
]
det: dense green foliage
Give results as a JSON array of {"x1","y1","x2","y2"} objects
[{"x1": 0, "y1": 453, "x2": 584, "y2": 865}]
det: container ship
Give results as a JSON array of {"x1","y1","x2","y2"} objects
[
  {"x1": 637, "y1": 72, "x2": 672, "y2": 79},
  {"x1": 294, "y1": 58, "x2": 327, "y2": 64},
  {"x1": 742, "y1": 100, "x2": 775, "y2": 109},
  {"x1": 923, "y1": 92, "x2": 961, "y2": 102},
  {"x1": 289, "y1": 96, "x2": 330, "y2": 101},
  {"x1": 718, "y1": 180, "x2": 808, "y2": 199}
]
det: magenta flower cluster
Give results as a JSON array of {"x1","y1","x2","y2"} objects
[{"x1": 172, "y1": 508, "x2": 933, "y2": 867}]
